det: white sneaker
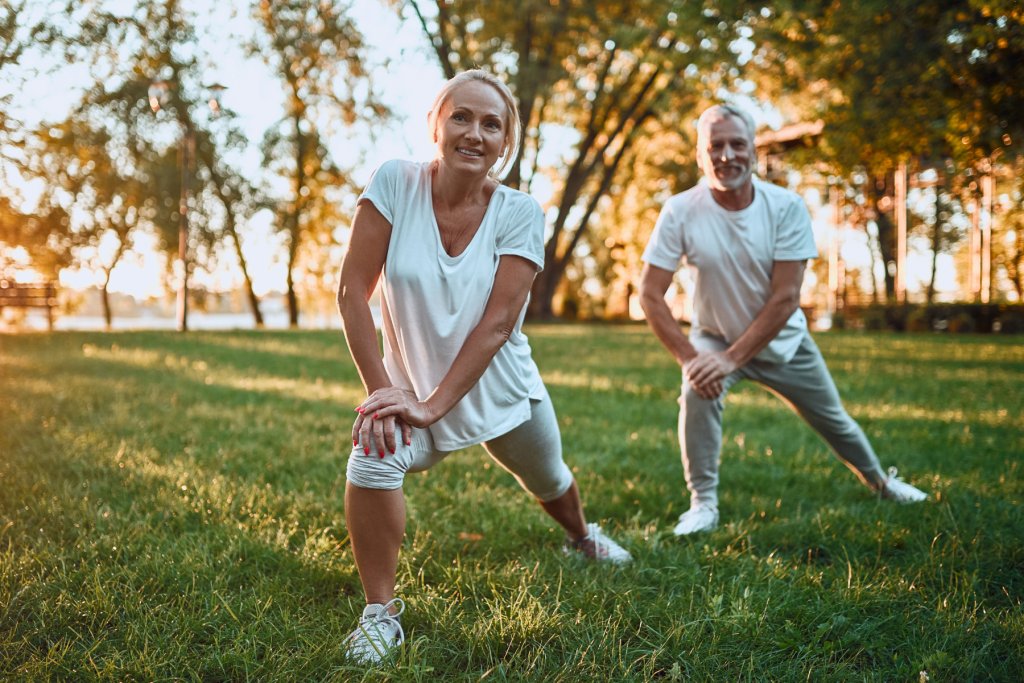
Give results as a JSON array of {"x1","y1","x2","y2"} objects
[
  {"x1": 673, "y1": 504, "x2": 719, "y2": 536},
  {"x1": 563, "y1": 522, "x2": 632, "y2": 565},
  {"x1": 344, "y1": 598, "x2": 405, "y2": 666},
  {"x1": 880, "y1": 467, "x2": 928, "y2": 504}
]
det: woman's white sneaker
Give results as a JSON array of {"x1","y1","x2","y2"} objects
[
  {"x1": 563, "y1": 522, "x2": 633, "y2": 565},
  {"x1": 344, "y1": 598, "x2": 405, "y2": 666},
  {"x1": 673, "y1": 504, "x2": 719, "y2": 536},
  {"x1": 880, "y1": 467, "x2": 928, "y2": 504}
]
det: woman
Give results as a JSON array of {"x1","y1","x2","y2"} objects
[{"x1": 336, "y1": 69, "x2": 631, "y2": 666}]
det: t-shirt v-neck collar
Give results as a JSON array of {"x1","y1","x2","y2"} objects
[{"x1": 427, "y1": 169, "x2": 503, "y2": 262}]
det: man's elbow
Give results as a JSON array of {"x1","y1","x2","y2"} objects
[
  {"x1": 779, "y1": 289, "x2": 801, "y2": 316},
  {"x1": 637, "y1": 281, "x2": 661, "y2": 317}
]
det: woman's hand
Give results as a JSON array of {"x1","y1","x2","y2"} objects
[
  {"x1": 352, "y1": 409, "x2": 414, "y2": 458},
  {"x1": 358, "y1": 387, "x2": 435, "y2": 429},
  {"x1": 352, "y1": 387, "x2": 434, "y2": 457}
]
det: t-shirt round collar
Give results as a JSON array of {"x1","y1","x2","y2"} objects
[{"x1": 705, "y1": 181, "x2": 760, "y2": 219}]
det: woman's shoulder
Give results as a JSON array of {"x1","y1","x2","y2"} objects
[
  {"x1": 372, "y1": 158, "x2": 429, "y2": 182},
  {"x1": 494, "y1": 185, "x2": 544, "y2": 220}
]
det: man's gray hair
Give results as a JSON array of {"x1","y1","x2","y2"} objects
[{"x1": 696, "y1": 104, "x2": 757, "y2": 144}]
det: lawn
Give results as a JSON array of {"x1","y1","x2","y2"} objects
[{"x1": 1, "y1": 327, "x2": 1021, "y2": 682}]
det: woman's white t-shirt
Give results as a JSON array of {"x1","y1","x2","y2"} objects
[{"x1": 358, "y1": 160, "x2": 548, "y2": 451}]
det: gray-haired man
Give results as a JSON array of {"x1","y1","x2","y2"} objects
[{"x1": 639, "y1": 104, "x2": 927, "y2": 535}]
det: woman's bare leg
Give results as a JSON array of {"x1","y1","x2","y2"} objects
[
  {"x1": 538, "y1": 479, "x2": 588, "y2": 541},
  {"x1": 345, "y1": 482, "x2": 405, "y2": 611}
]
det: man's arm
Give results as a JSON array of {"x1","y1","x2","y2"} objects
[
  {"x1": 639, "y1": 263, "x2": 698, "y2": 367},
  {"x1": 685, "y1": 260, "x2": 806, "y2": 390}
]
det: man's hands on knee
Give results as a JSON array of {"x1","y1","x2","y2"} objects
[{"x1": 684, "y1": 350, "x2": 738, "y2": 400}]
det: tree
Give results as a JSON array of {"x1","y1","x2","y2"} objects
[
  {"x1": 12, "y1": 0, "x2": 268, "y2": 326},
  {"x1": 250, "y1": 0, "x2": 387, "y2": 327},
  {"x1": 408, "y1": 0, "x2": 750, "y2": 318},
  {"x1": 760, "y1": 0, "x2": 1023, "y2": 300}
]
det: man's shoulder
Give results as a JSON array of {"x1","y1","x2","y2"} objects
[
  {"x1": 661, "y1": 183, "x2": 710, "y2": 219},
  {"x1": 753, "y1": 177, "x2": 805, "y2": 207}
]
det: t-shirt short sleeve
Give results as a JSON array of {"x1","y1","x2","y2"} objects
[
  {"x1": 642, "y1": 200, "x2": 685, "y2": 272},
  {"x1": 357, "y1": 159, "x2": 402, "y2": 224},
  {"x1": 774, "y1": 196, "x2": 819, "y2": 261},
  {"x1": 496, "y1": 194, "x2": 546, "y2": 272}
]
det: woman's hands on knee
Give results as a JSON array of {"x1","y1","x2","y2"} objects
[
  {"x1": 358, "y1": 387, "x2": 435, "y2": 429},
  {"x1": 352, "y1": 408, "x2": 412, "y2": 458},
  {"x1": 353, "y1": 387, "x2": 435, "y2": 456}
]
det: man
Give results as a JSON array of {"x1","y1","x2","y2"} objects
[{"x1": 639, "y1": 104, "x2": 927, "y2": 536}]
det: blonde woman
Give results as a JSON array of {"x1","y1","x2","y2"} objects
[{"x1": 336, "y1": 69, "x2": 631, "y2": 666}]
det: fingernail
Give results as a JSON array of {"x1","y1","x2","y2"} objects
[
  {"x1": 379, "y1": 452, "x2": 384, "y2": 459},
  {"x1": 389, "y1": 448, "x2": 395, "y2": 455},
  {"x1": 353, "y1": 439, "x2": 357, "y2": 447},
  {"x1": 357, "y1": 408, "x2": 364, "y2": 413},
  {"x1": 364, "y1": 447, "x2": 370, "y2": 455},
  {"x1": 373, "y1": 414, "x2": 378, "y2": 419},
  {"x1": 406, "y1": 439, "x2": 411, "y2": 446}
]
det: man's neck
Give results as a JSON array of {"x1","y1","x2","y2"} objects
[{"x1": 709, "y1": 180, "x2": 755, "y2": 211}]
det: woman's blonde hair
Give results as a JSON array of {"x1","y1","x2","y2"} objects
[{"x1": 428, "y1": 69, "x2": 522, "y2": 180}]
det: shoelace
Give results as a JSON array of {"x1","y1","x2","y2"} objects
[{"x1": 352, "y1": 598, "x2": 405, "y2": 661}]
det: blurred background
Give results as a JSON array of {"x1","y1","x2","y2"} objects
[{"x1": 1, "y1": 0, "x2": 1021, "y2": 333}]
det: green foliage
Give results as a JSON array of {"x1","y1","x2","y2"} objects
[
  {"x1": 250, "y1": 0, "x2": 388, "y2": 326},
  {"x1": 1, "y1": 328, "x2": 1021, "y2": 680},
  {"x1": 410, "y1": 0, "x2": 754, "y2": 318},
  {"x1": 764, "y1": 0, "x2": 1024, "y2": 170}
]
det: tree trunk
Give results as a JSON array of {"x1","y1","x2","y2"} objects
[
  {"x1": 101, "y1": 277, "x2": 113, "y2": 330},
  {"x1": 208, "y1": 166, "x2": 264, "y2": 327},
  {"x1": 286, "y1": 114, "x2": 307, "y2": 328},
  {"x1": 872, "y1": 174, "x2": 897, "y2": 301},
  {"x1": 927, "y1": 176, "x2": 946, "y2": 303}
]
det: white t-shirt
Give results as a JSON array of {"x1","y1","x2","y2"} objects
[
  {"x1": 358, "y1": 159, "x2": 547, "y2": 451},
  {"x1": 642, "y1": 178, "x2": 819, "y2": 363}
]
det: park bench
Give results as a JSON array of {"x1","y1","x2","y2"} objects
[{"x1": 0, "y1": 280, "x2": 58, "y2": 330}]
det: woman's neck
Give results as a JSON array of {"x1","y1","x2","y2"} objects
[{"x1": 432, "y1": 159, "x2": 495, "y2": 208}]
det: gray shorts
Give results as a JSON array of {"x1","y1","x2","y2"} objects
[{"x1": 346, "y1": 393, "x2": 573, "y2": 502}]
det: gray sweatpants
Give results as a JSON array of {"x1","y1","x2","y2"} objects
[
  {"x1": 346, "y1": 394, "x2": 574, "y2": 503},
  {"x1": 680, "y1": 331, "x2": 886, "y2": 508}
]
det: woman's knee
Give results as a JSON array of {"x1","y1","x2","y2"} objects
[{"x1": 345, "y1": 431, "x2": 428, "y2": 491}]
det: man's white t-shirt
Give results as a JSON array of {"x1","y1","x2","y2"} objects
[
  {"x1": 642, "y1": 178, "x2": 819, "y2": 364},
  {"x1": 358, "y1": 159, "x2": 547, "y2": 451}
]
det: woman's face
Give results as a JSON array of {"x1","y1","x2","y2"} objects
[{"x1": 433, "y1": 80, "x2": 508, "y2": 176}]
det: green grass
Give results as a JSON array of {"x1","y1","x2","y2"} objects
[{"x1": 1, "y1": 327, "x2": 1021, "y2": 682}]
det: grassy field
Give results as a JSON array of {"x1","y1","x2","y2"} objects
[{"x1": 1, "y1": 326, "x2": 1021, "y2": 682}]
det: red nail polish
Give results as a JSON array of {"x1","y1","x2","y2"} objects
[
  {"x1": 364, "y1": 447, "x2": 370, "y2": 455},
  {"x1": 357, "y1": 407, "x2": 364, "y2": 413},
  {"x1": 406, "y1": 440, "x2": 411, "y2": 446},
  {"x1": 373, "y1": 414, "x2": 378, "y2": 419},
  {"x1": 389, "y1": 448, "x2": 395, "y2": 455},
  {"x1": 353, "y1": 439, "x2": 357, "y2": 447},
  {"x1": 379, "y1": 453, "x2": 384, "y2": 459}
]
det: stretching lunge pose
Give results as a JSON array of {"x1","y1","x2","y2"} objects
[
  {"x1": 336, "y1": 70, "x2": 630, "y2": 666},
  {"x1": 639, "y1": 104, "x2": 928, "y2": 537}
]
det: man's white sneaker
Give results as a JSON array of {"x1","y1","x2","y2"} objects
[
  {"x1": 563, "y1": 522, "x2": 632, "y2": 565},
  {"x1": 880, "y1": 467, "x2": 928, "y2": 504},
  {"x1": 344, "y1": 598, "x2": 405, "y2": 666},
  {"x1": 673, "y1": 504, "x2": 719, "y2": 536}
]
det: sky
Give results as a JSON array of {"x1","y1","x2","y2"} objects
[{"x1": 3, "y1": 0, "x2": 962, "y2": 304}]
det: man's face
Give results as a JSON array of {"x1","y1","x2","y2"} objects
[{"x1": 697, "y1": 114, "x2": 754, "y2": 193}]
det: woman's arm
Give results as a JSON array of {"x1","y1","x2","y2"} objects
[
  {"x1": 358, "y1": 253, "x2": 537, "y2": 428},
  {"x1": 337, "y1": 199, "x2": 411, "y2": 454}
]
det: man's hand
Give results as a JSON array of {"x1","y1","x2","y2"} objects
[{"x1": 684, "y1": 349, "x2": 738, "y2": 400}]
